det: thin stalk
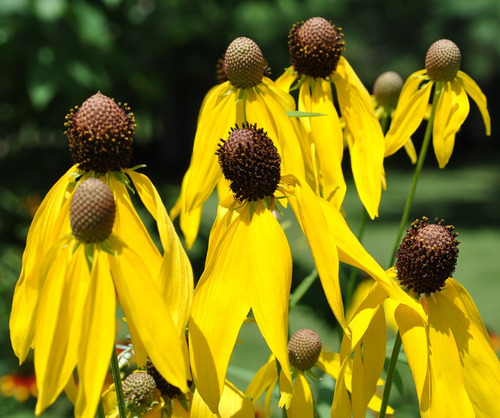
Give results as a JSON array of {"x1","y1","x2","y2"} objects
[
  {"x1": 110, "y1": 347, "x2": 127, "y2": 418},
  {"x1": 289, "y1": 269, "x2": 318, "y2": 310},
  {"x1": 96, "y1": 399, "x2": 106, "y2": 418},
  {"x1": 379, "y1": 83, "x2": 442, "y2": 418}
]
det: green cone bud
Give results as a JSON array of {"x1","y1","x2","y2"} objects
[
  {"x1": 224, "y1": 37, "x2": 265, "y2": 88},
  {"x1": 373, "y1": 71, "x2": 404, "y2": 109},
  {"x1": 122, "y1": 372, "x2": 157, "y2": 416}
]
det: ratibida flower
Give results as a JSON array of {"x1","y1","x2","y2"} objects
[
  {"x1": 246, "y1": 329, "x2": 392, "y2": 417},
  {"x1": 9, "y1": 93, "x2": 193, "y2": 416},
  {"x1": 188, "y1": 123, "x2": 421, "y2": 414},
  {"x1": 276, "y1": 17, "x2": 385, "y2": 218},
  {"x1": 384, "y1": 39, "x2": 491, "y2": 168},
  {"x1": 171, "y1": 36, "x2": 305, "y2": 248}
]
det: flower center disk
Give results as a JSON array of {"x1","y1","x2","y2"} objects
[
  {"x1": 224, "y1": 37, "x2": 265, "y2": 89},
  {"x1": 425, "y1": 39, "x2": 461, "y2": 82}
]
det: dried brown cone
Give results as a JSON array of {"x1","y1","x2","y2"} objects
[
  {"x1": 64, "y1": 92, "x2": 136, "y2": 174},
  {"x1": 288, "y1": 17, "x2": 345, "y2": 78},
  {"x1": 146, "y1": 359, "x2": 182, "y2": 400},
  {"x1": 395, "y1": 217, "x2": 460, "y2": 295},
  {"x1": 288, "y1": 329, "x2": 322, "y2": 371},
  {"x1": 70, "y1": 178, "x2": 116, "y2": 243},
  {"x1": 216, "y1": 123, "x2": 281, "y2": 202},
  {"x1": 425, "y1": 39, "x2": 461, "y2": 82},
  {"x1": 224, "y1": 37, "x2": 265, "y2": 88}
]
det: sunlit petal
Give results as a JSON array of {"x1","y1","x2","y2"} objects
[
  {"x1": 433, "y1": 80, "x2": 470, "y2": 168},
  {"x1": 75, "y1": 251, "x2": 116, "y2": 417},
  {"x1": 192, "y1": 381, "x2": 254, "y2": 418},
  {"x1": 246, "y1": 356, "x2": 278, "y2": 404},
  {"x1": 274, "y1": 67, "x2": 298, "y2": 92},
  {"x1": 385, "y1": 71, "x2": 432, "y2": 158},
  {"x1": 458, "y1": 70, "x2": 491, "y2": 136},
  {"x1": 288, "y1": 373, "x2": 313, "y2": 418}
]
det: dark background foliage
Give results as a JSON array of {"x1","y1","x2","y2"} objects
[{"x1": 0, "y1": 0, "x2": 498, "y2": 416}]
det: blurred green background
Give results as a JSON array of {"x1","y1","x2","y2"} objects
[{"x1": 0, "y1": 0, "x2": 499, "y2": 416}]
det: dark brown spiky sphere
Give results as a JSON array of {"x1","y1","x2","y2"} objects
[
  {"x1": 146, "y1": 359, "x2": 182, "y2": 400},
  {"x1": 224, "y1": 37, "x2": 265, "y2": 88},
  {"x1": 122, "y1": 372, "x2": 157, "y2": 416},
  {"x1": 288, "y1": 17, "x2": 345, "y2": 78},
  {"x1": 70, "y1": 178, "x2": 115, "y2": 243},
  {"x1": 395, "y1": 217, "x2": 460, "y2": 295},
  {"x1": 288, "y1": 329, "x2": 322, "y2": 371},
  {"x1": 216, "y1": 123, "x2": 281, "y2": 202},
  {"x1": 425, "y1": 39, "x2": 461, "y2": 82},
  {"x1": 373, "y1": 71, "x2": 404, "y2": 109},
  {"x1": 64, "y1": 92, "x2": 136, "y2": 174}
]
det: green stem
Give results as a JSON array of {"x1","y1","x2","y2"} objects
[
  {"x1": 388, "y1": 84, "x2": 442, "y2": 267},
  {"x1": 289, "y1": 269, "x2": 318, "y2": 310},
  {"x1": 110, "y1": 347, "x2": 127, "y2": 418},
  {"x1": 96, "y1": 399, "x2": 106, "y2": 418},
  {"x1": 379, "y1": 83, "x2": 442, "y2": 418},
  {"x1": 378, "y1": 333, "x2": 402, "y2": 418}
]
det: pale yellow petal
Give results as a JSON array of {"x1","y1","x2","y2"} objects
[
  {"x1": 245, "y1": 356, "x2": 277, "y2": 402},
  {"x1": 127, "y1": 169, "x2": 194, "y2": 332},
  {"x1": 218, "y1": 381, "x2": 255, "y2": 418},
  {"x1": 385, "y1": 71, "x2": 432, "y2": 157},
  {"x1": 403, "y1": 138, "x2": 418, "y2": 164},
  {"x1": 458, "y1": 70, "x2": 491, "y2": 136},
  {"x1": 288, "y1": 373, "x2": 314, "y2": 418},
  {"x1": 274, "y1": 67, "x2": 298, "y2": 92},
  {"x1": 433, "y1": 79, "x2": 470, "y2": 168},
  {"x1": 75, "y1": 251, "x2": 116, "y2": 417}
]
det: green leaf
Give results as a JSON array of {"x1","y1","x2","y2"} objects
[{"x1": 286, "y1": 111, "x2": 327, "y2": 118}]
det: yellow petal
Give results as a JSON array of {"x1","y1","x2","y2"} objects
[
  {"x1": 385, "y1": 71, "x2": 432, "y2": 157},
  {"x1": 436, "y1": 286, "x2": 500, "y2": 416},
  {"x1": 317, "y1": 352, "x2": 341, "y2": 378},
  {"x1": 458, "y1": 70, "x2": 491, "y2": 136},
  {"x1": 331, "y1": 337, "x2": 353, "y2": 418},
  {"x1": 298, "y1": 78, "x2": 346, "y2": 207},
  {"x1": 10, "y1": 166, "x2": 78, "y2": 362},
  {"x1": 109, "y1": 237, "x2": 189, "y2": 393},
  {"x1": 246, "y1": 356, "x2": 278, "y2": 404},
  {"x1": 75, "y1": 251, "x2": 116, "y2": 417},
  {"x1": 127, "y1": 169, "x2": 194, "y2": 332},
  {"x1": 334, "y1": 57, "x2": 384, "y2": 218},
  {"x1": 288, "y1": 373, "x2": 313, "y2": 418},
  {"x1": 189, "y1": 208, "x2": 252, "y2": 412},
  {"x1": 274, "y1": 67, "x2": 298, "y2": 92},
  {"x1": 183, "y1": 82, "x2": 236, "y2": 213},
  {"x1": 433, "y1": 79, "x2": 470, "y2": 168},
  {"x1": 425, "y1": 295, "x2": 474, "y2": 416},
  {"x1": 34, "y1": 243, "x2": 90, "y2": 415},
  {"x1": 403, "y1": 138, "x2": 418, "y2": 164}
]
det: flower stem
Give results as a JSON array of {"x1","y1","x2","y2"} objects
[
  {"x1": 110, "y1": 347, "x2": 127, "y2": 418},
  {"x1": 289, "y1": 269, "x2": 318, "y2": 310},
  {"x1": 96, "y1": 399, "x2": 106, "y2": 418},
  {"x1": 379, "y1": 84, "x2": 442, "y2": 418}
]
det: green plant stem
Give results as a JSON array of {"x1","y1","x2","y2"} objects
[
  {"x1": 379, "y1": 84, "x2": 442, "y2": 418},
  {"x1": 96, "y1": 399, "x2": 106, "y2": 418},
  {"x1": 110, "y1": 347, "x2": 127, "y2": 418},
  {"x1": 289, "y1": 269, "x2": 318, "y2": 310}
]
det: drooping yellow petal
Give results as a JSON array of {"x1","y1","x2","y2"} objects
[
  {"x1": 334, "y1": 57, "x2": 385, "y2": 218},
  {"x1": 109, "y1": 237, "x2": 189, "y2": 393},
  {"x1": 288, "y1": 372, "x2": 314, "y2": 418},
  {"x1": 246, "y1": 204, "x2": 293, "y2": 408},
  {"x1": 385, "y1": 70, "x2": 432, "y2": 158},
  {"x1": 436, "y1": 283, "x2": 500, "y2": 416},
  {"x1": 183, "y1": 82, "x2": 237, "y2": 213},
  {"x1": 432, "y1": 79, "x2": 470, "y2": 168},
  {"x1": 403, "y1": 138, "x2": 418, "y2": 164},
  {"x1": 274, "y1": 67, "x2": 298, "y2": 92},
  {"x1": 75, "y1": 251, "x2": 116, "y2": 417},
  {"x1": 127, "y1": 169, "x2": 194, "y2": 332},
  {"x1": 298, "y1": 78, "x2": 345, "y2": 207},
  {"x1": 10, "y1": 166, "x2": 79, "y2": 362},
  {"x1": 425, "y1": 295, "x2": 474, "y2": 416},
  {"x1": 458, "y1": 70, "x2": 491, "y2": 136},
  {"x1": 331, "y1": 336, "x2": 353, "y2": 418},
  {"x1": 245, "y1": 356, "x2": 278, "y2": 409},
  {"x1": 189, "y1": 207, "x2": 252, "y2": 413},
  {"x1": 34, "y1": 243, "x2": 90, "y2": 415}
]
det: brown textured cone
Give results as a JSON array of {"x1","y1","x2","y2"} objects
[
  {"x1": 70, "y1": 178, "x2": 116, "y2": 243},
  {"x1": 64, "y1": 92, "x2": 136, "y2": 174},
  {"x1": 373, "y1": 71, "x2": 404, "y2": 109},
  {"x1": 288, "y1": 329, "x2": 322, "y2": 371},
  {"x1": 216, "y1": 123, "x2": 281, "y2": 202},
  {"x1": 289, "y1": 17, "x2": 345, "y2": 78},
  {"x1": 395, "y1": 217, "x2": 459, "y2": 295},
  {"x1": 224, "y1": 37, "x2": 265, "y2": 88},
  {"x1": 122, "y1": 372, "x2": 157, "y2": 415},
  {"x1": 425, "y1": 39, "x2": 461, "y2": 82},
  {"x1": 146, "y1": 359, "x2": 182, "y2": 400}
]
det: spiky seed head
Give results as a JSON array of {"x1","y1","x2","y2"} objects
[
  {"x1": 288, "y1": 329, "x2": 322, "y2": 371},
  {"x1": 224, "y1": 37, "x2": 265, "y2": 88},
  {"x1": 373, "y1": 71, "x2": 404, "y2": 109},
  {"x1": 64, "y1": 92, "x2": 136, "y2": 174},
  {"x1": 395, "y1": 217, "x2": 460, "y2": 295},
  {"x1": 288, "y1": 17, "x2": 345, "y2": 78},
  {"x1": 425, "y1": 39, "x2": 461, "y2": 82},
  {"x1": 70, "y1": 178, "x2": 115, "y2": 243},
  {"x1": 216, "y1": 123, "x2": 281, "y2": 203},
  {"x1": 146, "y1": 359, "x2": 182, "y2": 400},
  {"x1": 122, "y1": 372, "x2": 157, "y2": 416}
]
